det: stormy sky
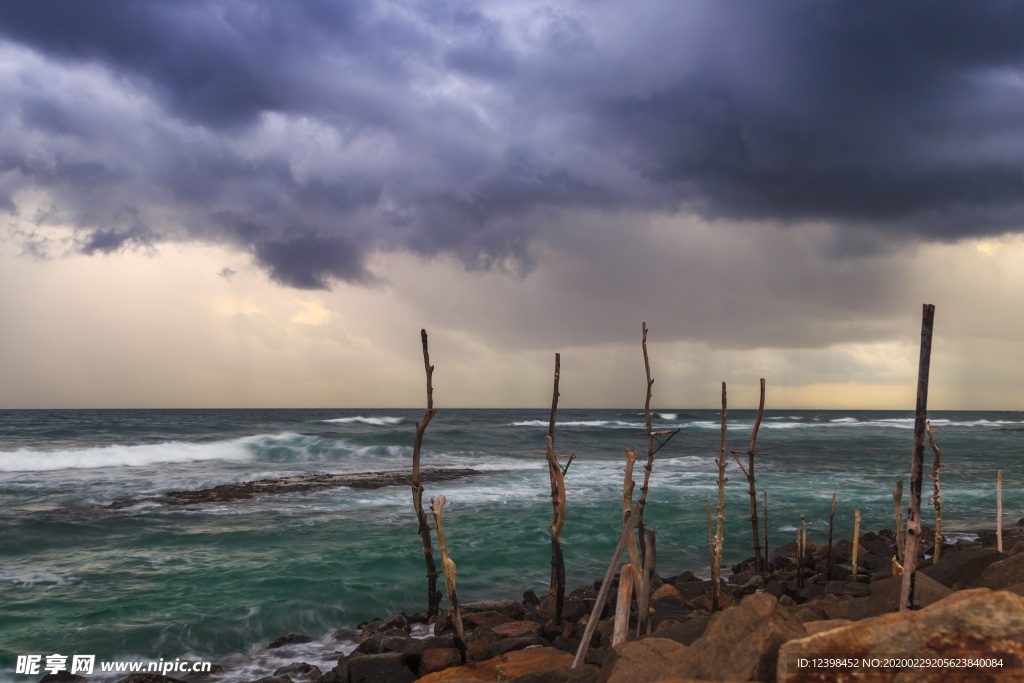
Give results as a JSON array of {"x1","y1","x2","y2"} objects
[{"x1": 1, "y1": 0, "x2": 1023, "y2": 409}]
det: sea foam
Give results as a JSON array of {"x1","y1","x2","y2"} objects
[{"x1": 0, "y1": 439, "x2": 253, "y2": 472}]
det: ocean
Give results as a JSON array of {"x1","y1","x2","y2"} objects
[{"x1": 1, "y1": 408, "x2": 1021, "y2": 680}]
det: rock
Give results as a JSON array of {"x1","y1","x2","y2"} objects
[
  {"x1": 461, "y1": 599, "x2": 529, "y2": 620},
  {"x1": 272, "y1": 663, "x2": 321, "y2": 680},
  {"x1": 824, "y1": 572, "x2": 951, "y2": 621},
  {"x1": 795, "y1": 581, "x2": 825, "y2": 603},
  {"x1": 353, "y1": 631, "x2": 411, "y2": 655},
  {"x1": 246, "y1": 677, "x2": 291, "y2": 683},
  {"x1": 263, "y1": 634, "x2": 314, "y2": 650},
  {"x1": 537, "y1": 596, "x2": 587, "y2": 623},
  {"x1": 523, "y1": 590, "x2": 541, "y2": 606},
  {"x1": 651, "y1": 583, "x2": 682, "y2": 601},
  {"x1": 648, "y1": 614, "x2": 710, "y2": 646},
  {"x1": 921, "y1": 548, "x2": 1003, "y2": 588},
  {"x1": 980, "y1": 551, "x2": 1024, "y2": 590},
  {"x1": 597, "y1": 637, "x2": 688, "y2": 683},
  {"x1": 491, "y1": 621, "x2": 544, "y2": 639},
  {"x1": 346, "y1": 652, "x2": 415, "y2": 683},
  {"x1": 666, "y1": 592, "x2": 806, "y2": 682},
  {"x1": 671, "y1": 578, "x2": 719, "y2": 601},
  {"x1": 361, "y1": 613, "x2": 411, "y2": 639},
  {"x1": 463, "y1": 611, "x2": 513, "y2": 629},
  {"x1": 1011, "y1": 541, "x2": 1024, "y2": 556},
  {"x1": 777, "y1": 588, "x2": 1024, "y2": 682},
  {"x1": 116, "y1": 677, "x2": 189, "y2": 683},
  {"x1": 492, "y1": 647, "x2": 576, "y2": 681},
  {"x1": 419, "y1": 648, "x2": 463, "y2": 676},
  {"x1": 488, "y1": 634, "x2": 547, "y2": 658},
  {"x1": 802, "y1": 619, "x2": 852, "y2": 636},
  {"x1": 465, "y1": 627, "x2": 502, "y2": 662}
]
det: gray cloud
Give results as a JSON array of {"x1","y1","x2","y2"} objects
[{"x1": 1, "y1": 0, "x2": 1023, "y2": 293}]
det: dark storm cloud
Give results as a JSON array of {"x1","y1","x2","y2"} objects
[{"x1": 2, "y1": 0, "x2": 1024, "y2": 288}]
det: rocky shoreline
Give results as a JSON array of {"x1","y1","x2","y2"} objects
[
  {"x1": 38, "y1": 522, "x2": 1024, "y2": 683},
  {"x1": 105, "y1": 468, "x2": 487, "y2": 508}
]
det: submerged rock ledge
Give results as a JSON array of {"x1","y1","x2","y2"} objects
[{"x1": 106, "y1": 467, "x2": 485, "y2": 509}]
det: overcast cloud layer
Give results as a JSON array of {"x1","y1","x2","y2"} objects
[
  {"x1": 2, "y1": 1, "x2": 1024, "y2": 408},
  {"x1": 3, "y1": 1, "x2": 1024, "y2": 289}
]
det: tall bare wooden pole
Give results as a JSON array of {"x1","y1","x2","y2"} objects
[
  {"x1": 545, "y1": 353, "x2": 567, "y2": 619},
  {"x1": 733, "y1": 379, "x2": 766, "y2": 570},
  {"x1": 412, "y1": 329, "x2": 442, "y2": 616},
  {"x1": 712, "y1": 382, "x2": 727, "y2": 611},
  {"x1": 901, "y1": 303, "x2": 935, "y2": 613}
]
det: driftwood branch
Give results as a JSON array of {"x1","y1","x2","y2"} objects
[
  {"x1": 412, "y1": 329, "x2": 442, "y2": 616},
  {"x1": 431, "y1": 496, "x2": 466, "y2": 663},
  {"x1": 572, "y1": 507, "x2": 635, "y2": 669},
  {"x1": 612, "y1": 563, "x2": 635, "y2": 647},
  {"x1": 901, "y1": 303, "x2": 935, "y2": 613},
  {"x1": 622, "y1": 448, "x2": 643, "y2": 595},
  {"x1": 636, "y1": 528, "x2": 656, "y2": 638},
  {"x1": 926, "y1": 421, "x2": 944, "y2": 564}
]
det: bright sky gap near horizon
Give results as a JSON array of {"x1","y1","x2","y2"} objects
[{"x1": 2, "y1": 2, "x2": 1024, "y2": 410}]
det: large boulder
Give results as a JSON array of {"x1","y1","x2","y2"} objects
[
  {"x1": 665, "y1": 592, "x2": 806, "y2": 682},
  {"x1": 596, "y1": 637, "x2": 687, "y2": 683},
  {"x1": 821, "y1": 573, "x2": 950, "y2": 621},
  {"x1": 919, "y1": 548, "x2": 1002, "y2": 588},
  {"x1": 980, "y1": 551, "x2": 1024, "y2": 590},
  {"x1": 777, "y1": 588, "x2": 1024, "y2": 683}
]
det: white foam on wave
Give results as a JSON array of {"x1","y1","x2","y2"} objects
[
  {"x1": 658, "y1": 413, "x2": 679, "y2": 420},
  {"x1": 510, "y1": 420, "x2": 643, "y2": 428},
  {"x1": 321, "y1": 416, "x2": 404, "y2": 426},
  {"x1": 0, "y1": 439, "x2": 254, "y2": 472},
  {"x1": 1, "y1": 570, "x2": 70, "y2": 587}
]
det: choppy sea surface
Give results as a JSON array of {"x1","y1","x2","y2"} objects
[{"x1": 1, "y1": 408, "x2": 1021, "y2": 679}]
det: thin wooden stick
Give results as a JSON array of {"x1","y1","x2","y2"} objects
[
  {"x1": 622, "y1": 448, "x2": 643, "y2": 595},
  {"x1": 997, "y1": 470, "x2": 1004, "y2": 553},
  {"x1": 732, "y1": 378, "x2": 766, "y2": 570},
  {"x1": 826, "y1": 493, "x2": 836, "y2": 579},
  {"x1": 572, "y1": 508, "x2": 635, "y2": 669},
  {"x1": 926, "y1": 421, "x2": 944, "y2": 564},
  {"x1": 853, "y1": 509, "x2": 861, "y2": 582},
  {"x1": 901, "y1": 303, "x2": 935, "y2": 613},
  {"x1": 412, "y1": 329, "x2": 441, "y2": 616},
  {"x1": 713, "y1": 382, "x2": 727, "y2": 611},
  {"x1": 893, "y1": 480, "x2": 905, "y2": 562},
  {"x1": 612, "y1": 563, "x2": 635, "y2": 647},
  {"x1": 431, "y1": 496, "x2": 466, "y2": 663}
]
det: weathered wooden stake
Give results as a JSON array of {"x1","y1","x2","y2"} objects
[
  {"x1": 733, "y1": 378, "x2": 766, "y2": 571},
  {"x1": 901, "y1": 303, "x2": 935, "y2": 613},
  {"x1": 713, "y1": 382, "x2": 728, "y2": 611},
  {"x1": 852, "y1": 509, "x2": 861, "y2": 582},
  {"x1": 612, "y1": 562, "x2": 635, "y2": 647},
  {"x1": 431, "y1": 496, "x2": 466, "y2": 663},
  {"x1": 892, "y1": 480, "x2": 905, "y2": 562},
  {"x1": 412, "y1": 329, "x2": 442, "y2": 616},
  {"x1": 544, "y1": 353, "x2": 567, "y2": 619},
  {"x1": 622, "y1": 448, "x2": 643, "y2": 595},
  {"x1": 926, "y1": 421, "x2": 944, "y2": 564},
  {"x1": 636, "y1": 323, "x2": 679, "y2": 565},
  {"x1": 826, "y1": 493, "x2": 836, "y2": 579},
  {"x1": 997, "y1": 470, "x2": 1004, "y2": 553},
  {"x1": 636, "y1": 529, "x2": 656, "y2": 637},
  {"x1": 572, "y1": 508, "x2": 635, "y2": 669}
]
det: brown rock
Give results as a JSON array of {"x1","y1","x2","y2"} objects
[
  {"x1": 649, "y1": 614, "x2": 710, "y2": 646},
  {"x1": 919, "y1": 548, "x2": 1002, "y2": 588},
  {"x1": 465, "y1": 611, "x2": 514, "y2": 629},
  {"x1": 491, "y1": 621, "x2": 544, "y2": 639},
  {"x1": 824, "y1": 573, "x2": 951, "y2": 621},
  {"x1": 980, "y1": 551, "x2": 1024, "y2": 590},
  {"x1": 777, "y1": 588, "x2": 1024, "y2": 682},
  {"x1": 466, "y1": 628, "x2": 503, "y2": 663},
  {"x1": 651, "y1": 584, "x2": 683, "y2": 601},
  {"x1": 668, "y1": 592, "x2": 806, "y2": 682},
  {"x1": 801, "y1": 619, "x2": 852, "y2": 636},
  {"x1": 492, "y1": 647, "x2": 575, "y2": 681},
  {"x1": 597, "y1": 637, "x2": 688, "y2": 683},
  {"x1": 420, "y1": 649, "x2": 464, "y2": 676}
]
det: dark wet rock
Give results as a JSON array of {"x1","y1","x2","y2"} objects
[
  {"x1": 919, "y1": 547, "x2": 1002, "y2": 588},
  {"x1": 107, "y1": 468, "x2": 486, "y2": 508},
  {"x1": 272, "y1": 663, "x2": 320, "y2": 680},
  {"x1": 980, "y1": 551, "x2": 1024, "y2": 590},
  {"x1": 461, "y1": 598, "x2": 529, "y2": 620},
  {"x1": 465, "y1": 626, "x2": 502, "y2": 662},
  {"x1": 39, "y1": 673, "x2": 86, "y2": 683},
  {"x1": 345, "y1": 652, "x2": 415, "y2": 683},
  {"x1": 488, "y1": 634, "x2": 548, "y2": 658},
  {"x1": 417, "y1": 648, "x2": 462, "y2": 676},
  {"x1": 262, "y1": 634, "x2": 314, "y2": 650},
  {"x1": 353, "y1": 630, "x2": 410, "y2": 655},
  {"x1": 648, "y1": 613, "x2": 710, "y2": 646},
  {"x1": 522, "y1": 589, "x2": 541, "y2": 606},
  {"x1": 116, "y1": 676, "x2": 189, "y2": 683},
  {"x1": 245, "y1": 677, "x2": 291, "y2": 683}
]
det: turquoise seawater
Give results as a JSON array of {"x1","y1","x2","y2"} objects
[{"x1": 1, "y1": 408, "x2": 1022, "y2": 679}]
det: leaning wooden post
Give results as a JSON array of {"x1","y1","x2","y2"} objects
[
  {"x1": 431, "y1": 496, "x2": 466, "y2": 663},
  {"x1": 926, "y1": 421, "x2": 944, "y2": 564},
  {"x1": 733, "y1": 378, "x2": 766, "y2": 571},
  {"x1": 852, "y1": 510, "x2": 861, "y2": 582},
  {"x1": 997, "y1": 470, "x2": 1004, "y2": 553},
  {"x1": 412, "y1": 329, "x2": 442, "y2": 616},
  {"x1": 544, "y1": 353, "x2": 567, "y2": 619},
  {"x1": 573, "y1": 507, "x2": 635, "y2": 669},
  {"x1": 901, "y1": 303, "x2": 935, "y2": 613},
  {"x1": 622, "y1": 449, "x2": 643, "y2": 595},
  {"x1": 712, "y1": 382, "x2": 728, "y2": 611},
  {"x1": 892, "y1": 480, "x2": 905, "y2": 562},
  {"x1": 826, "y1": 493, "x2": 836, "y2": 579},
  {"x1": 611, "y1": 562, "x2": 635, "y2": 647}
]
